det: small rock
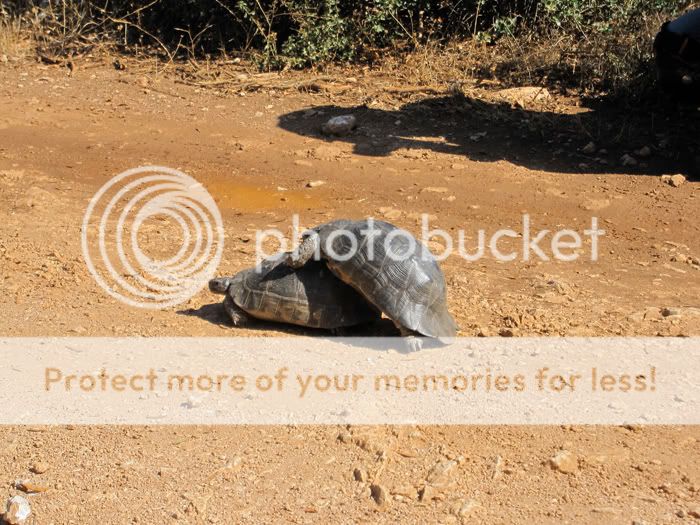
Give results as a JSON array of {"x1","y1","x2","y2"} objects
[
  {"x1": 370, "y1": 484, "x2": 389, "y2": 506},
  {"x1": 476, "y1": 326, "x2": 491, "y2": 337},
  {"x1": 0, "y1": 54, "x2": 8, "y2": 64},
  {"x1": 688, "y1": 505, "x2": 700, "y2": 518},
  {"x1": 337, "y1": 430, "x2": 352, "y2": 444},
  {"x1": 668, "y1": 174, "x2": 686, "y2": 187},
  {"x1": 498, "y1": 328, "x2": 514, "y2": 337},
  {"x1": 635, "y1": 145, "x2": 652, "y2": 157},
  {"x1": 15, "y1": 480, "x2": 49, "y2": 493},
  {"x1": 306, "y1": 180, "x2": 326, "y2": 188},
  {"x1": 421, "y1": 186, "x2": 448, "y2": 193},
  {"x1": 4, "y1": 496, "x2": 31, "y2": 525},
  {"x1": 620, "y1": 154, "x2": 637, "y2": 167},
  {"x1": 582, "y1": 141, "x2": 596, "y2": 154},
  {"x1": 378, "y1": 207, "x2": 402, "y2": 220},
  {"x1": 30, "y1": 461, "x2": 49, "y2": 474},
  {"x1": 322, "y1": 115, "x2": 356, "y2": 136},
  {"x1": 426, "y1": 459, "x2": 458, "y2": 487},
  {"x1": 353, "y1": 468, "x2": 367, "y2": 482},
  {"x1": 451, "y1": 163, "x2": 467, "y2": 170},
  {"x1": 549, "y1": 450, "x2": 578, "y2": 474},
  {"x1": 661, "y1": 307, "x2": 681, "y2": 317}
]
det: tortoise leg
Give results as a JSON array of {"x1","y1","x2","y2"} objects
[
  {"x1": 223, "y1": 296, "x2": 252, "y2": 327},
  {"x1": 397, "y1": 324, "x2": 423, "y2": 352},
  {"x1": 285, "y1": 234, "x2": 320, "y2": 268}
]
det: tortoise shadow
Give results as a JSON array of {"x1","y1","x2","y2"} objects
[{"x1": 278, "y1": 93, "x2": 700, "y2": 178}]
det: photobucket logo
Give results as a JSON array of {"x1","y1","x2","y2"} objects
[
  {"x1": 255, "y1": 214, "x2": 604, "y2": 264},
  {"x1": 81, "y1": 166, "x2": 224, "y2": 308}
]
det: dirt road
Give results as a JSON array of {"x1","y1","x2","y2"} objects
[{"x1": 0, "y1": 59, "x2": 698, "y2": 523}]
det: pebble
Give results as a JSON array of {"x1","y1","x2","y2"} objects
[
  {"x1": 582, "y1": 141, "x2": 596, "y2": 154},
  {"x1": 16, "y1": 480, "x2": 49, "y2": 493},
  {"x1": 4, "y1": 496, "x2": 31, "y2": 525},
  {"x1": 378, "y1": 207, "x2": 402, "y2": 220},
  {"x1": 322, "y1": 115, "x2": 356, "y2": 136},
  {"x1": 688, "y1": 505, "x2": 700, "y2": 518},
  {"x1": 661, "y1": 307, "x2": 681, "y2": 317},
  {"x1": 549, "y1": 450, "x2": 578, "y2": 474},
  {"x1": 353, "y1": 468, "x2": 367, "y2": 482},
  {"x1": 306, "y1": 180, "x2": 326, "y2": 188},
  {"x1": 426, "y1": 459, "x2": 458, "y2": 486},
  {"x1": 30, "y1": 461, "x2": 50, "y2": 474},
  {"x1": 620, "y1": 154, "x2": 637, "y2": 167},
  {"x1": 370, "y1": 484, "x2": 389, "y2": 506}
]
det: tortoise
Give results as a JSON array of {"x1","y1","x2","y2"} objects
[
  {"x1": 209, "y1": 254, "x2": 380, "y2": 331},
  {"x1": 282, "y1": 219, "x2": 458, "y2": 350}
]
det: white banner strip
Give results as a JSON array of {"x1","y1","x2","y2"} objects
[{"x1": 1, "y1": 337, "x2": 697, "y2": 424}]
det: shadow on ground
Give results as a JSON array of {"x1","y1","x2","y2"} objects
[
  {"x1": 278, "y1": 93, "x2": 700, "y2": 177},
  {"x1": 179, "y1": 303, "x2": 403, "y2": 337}
]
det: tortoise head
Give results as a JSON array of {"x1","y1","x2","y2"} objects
[{"x1": 208, "y1": 276, "x2": 241, "y2": 294}]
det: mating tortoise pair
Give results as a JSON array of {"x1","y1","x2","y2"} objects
[{"x1": 209, "y1": 219, "x2": 457, "y2": 349}]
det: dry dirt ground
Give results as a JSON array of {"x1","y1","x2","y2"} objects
[{"x1": 0, "y1": 56, "x2": 699, "y2": 524}]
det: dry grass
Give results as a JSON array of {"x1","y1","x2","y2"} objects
[
  {"x1": 0, "y1": 17, "x2": 30, "y2": 60},
  {"x1": 377, "y1": 13, "x2": 667, "y2": 102}
]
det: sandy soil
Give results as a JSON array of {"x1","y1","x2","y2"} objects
[{"x1": 0, "y1": 57, "x2": 699, "y2": 524}]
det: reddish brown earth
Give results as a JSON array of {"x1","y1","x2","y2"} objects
[{"x1": 0, "y1": 57, "x2": 698, "y2": 523}]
